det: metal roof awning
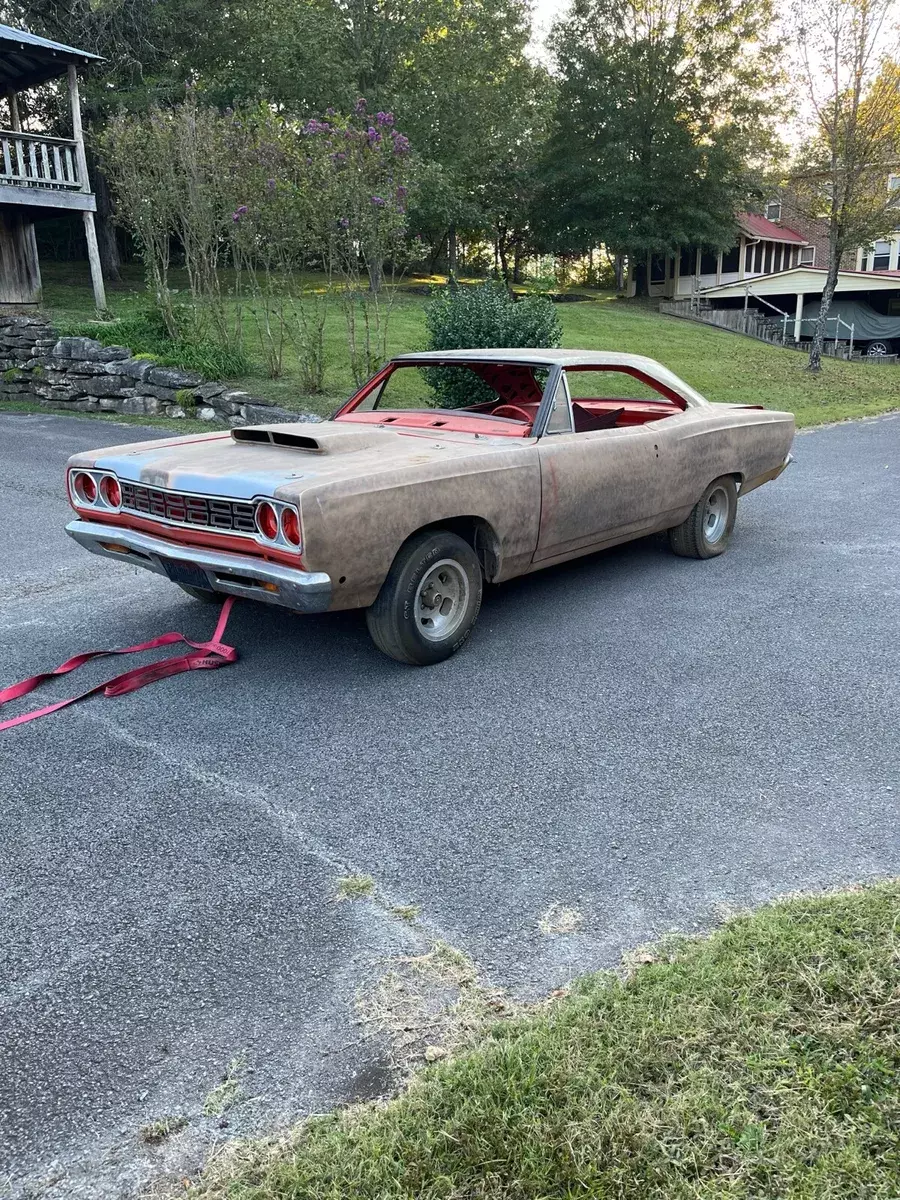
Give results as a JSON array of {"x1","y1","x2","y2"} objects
[
  {"x1": 701, "y1": 266, "x2": 900, "y2": 299},
  {"x1": 0, "y1": 23, "x2": 102, "y2": 91}
]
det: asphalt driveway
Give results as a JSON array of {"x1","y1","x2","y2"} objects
[{"x1": 2, "y1": 411, "x2": 898, "y2": 1197}]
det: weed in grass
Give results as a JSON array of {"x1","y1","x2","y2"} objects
[
  {"x1": 357, "y1": 938, "x2": 518, "y2": 1071},
  {"x1": 187, "y1": 881, "x2": 900, "y2": 1200},
  {"x1": 538, "y1": 902, "x2": 585, "y2": 935},
  {"x1": 334, "y1": 873, "x2": 376, "y2": 901},
  {"x1": 390, "y1": 904, "x2": 421, "y2": 923},
  {"x1": 140, "y1": 1115, "x2": 188, "y2": 1144},
  {"x1": 202, "y1": 1056, "x2": 245, "y2": 1117}
]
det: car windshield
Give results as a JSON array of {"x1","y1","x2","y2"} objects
[{"x1": 355, "y1": 362, "x2": 550, "y2": 414}]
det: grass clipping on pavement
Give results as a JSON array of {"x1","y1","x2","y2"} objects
[{"x1": 192, "y1": 882, "x2": 900, "y2": 1199}]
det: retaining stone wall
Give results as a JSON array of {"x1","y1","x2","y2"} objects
[{"x1": 0, "y1": 314, "x2": 317, "y2": 426}]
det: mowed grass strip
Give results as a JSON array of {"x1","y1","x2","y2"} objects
[
  {"x1": 192, "y1": 882, "x2": 900, "y2": 1200},
  {"x1": 41, "y1": 263, "x2": 900, "y2": 428}
]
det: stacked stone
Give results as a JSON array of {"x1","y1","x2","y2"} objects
[
  {"x1": 0, "y1": 316, "x2": 56, "y2": 401},
  {"x1": 0, "y1": 319, "x2": 313, "y2": 425}
]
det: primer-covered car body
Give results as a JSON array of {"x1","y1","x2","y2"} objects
[{"x1": 65, "y1": 350, "x2": 794, "y2": 655}]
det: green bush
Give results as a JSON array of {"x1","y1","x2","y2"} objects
[
  {"x1": 424, "y1": 282, "x2": 562, "y2": 408},
  {"x1": 57, "y1": 304, "x2": 250, "y2": 380}
]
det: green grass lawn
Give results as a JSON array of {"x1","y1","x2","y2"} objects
[
  {"x1": 190, "y1": 882, "x2": 900, "y2": 1200},
  {"x1": 39, "y1": 261, "x2": 900, "y2": 428}
]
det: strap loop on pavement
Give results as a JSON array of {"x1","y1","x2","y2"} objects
[{"x1": 0, "y1": 597, "x2": 238, "y2": 732}]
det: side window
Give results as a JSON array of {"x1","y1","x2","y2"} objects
[{"x1": 545, "y1": 374, "x2": 573, "y2": 434}]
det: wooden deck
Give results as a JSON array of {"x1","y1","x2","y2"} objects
[{"x1": 0, "y1": 128, "x2": 95, "y2": 211}]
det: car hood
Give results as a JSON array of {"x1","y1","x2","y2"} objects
[{"x1": 73, "y1": 420, "x2": 530, "y2": 503}]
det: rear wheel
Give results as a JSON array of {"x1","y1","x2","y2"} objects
[
  {"x1": 366, "y1": 530, "x2": 483, "y2": 665},
  {"x1": 668, "y1": 476, "x2": 738, "y2": 559},
  {"x1": 865, "y1": 340, "x2": 894, "y2": 357},
  {"x1": 177, "y1": 582, "x2": 219, "y2": 603}
]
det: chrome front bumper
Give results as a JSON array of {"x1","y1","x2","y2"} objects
[{"x1": 66, "y1": 519, "x2": 332, "y2": 613}]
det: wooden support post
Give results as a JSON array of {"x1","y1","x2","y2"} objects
[
  {"x1": 793, "y1": 292, "x2": 804, "y2": 343},
  {"x1": 6, "y1": 88, "x2": 20, "y2": 131},
  {"x1": 68, "y1": 64, "x2": 106, "y2": 311},
  {"x1": 82, "y1": 211, "x2": 107, "y2": 312}
]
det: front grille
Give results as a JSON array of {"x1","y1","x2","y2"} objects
[{"x1": 119, "y1": 481, "x2": 257, "y2": 536}]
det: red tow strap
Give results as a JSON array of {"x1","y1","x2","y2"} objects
[{"x1": 0, "y1": 597, "x2": 238, "y2": 732}]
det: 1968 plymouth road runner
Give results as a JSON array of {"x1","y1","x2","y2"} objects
[{"x1": 65, "y1": 349, "x2": 794, "y2": 664}]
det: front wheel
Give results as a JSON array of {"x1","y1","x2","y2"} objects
[
  {"x1": 366, "y1": 530, "x2": 483, "y2": 665},
  {"x1": 865, "y1": 340, "x2": 894, "y2": 357},
  {"x1": 668, "y1": 476, "x2": 737, "y2": 559}
]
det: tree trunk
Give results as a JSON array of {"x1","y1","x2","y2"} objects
[
  {"x1": 447, "y1": 225, "x2": 457, "y2": 278},
  {"x1": 614, "y1": 253, "x2": 625, "y2": 293},
  {"x1": 84, "y1": 140, "x2": 121, "y2": 282},
  {"x1": 808, "y1": 233, "x2": 842, "y2": 371},
  {"x1": 512, "y1": 242, "x2": 523, "y2": 284},
  {"x1": 428, "y1": 232, "x2": 447, "y2": 275}
]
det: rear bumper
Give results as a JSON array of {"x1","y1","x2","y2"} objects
[
  {"x1": 65, "y1": 519, "x2": 333, "y2": 613},
  {"x1": 740, "y1": 451, "x2": 793, "y2": 496}
]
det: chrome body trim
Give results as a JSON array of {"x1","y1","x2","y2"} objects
[{"x1": 65, "y1": 519, "x2": 332, "y2": 613}]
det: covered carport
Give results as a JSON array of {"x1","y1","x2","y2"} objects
[{"x1": 699, "y1": 266, "x2": 900, "y2": 354}]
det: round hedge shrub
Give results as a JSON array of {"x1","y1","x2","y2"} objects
[{"x1": 423, "y1": 282, "x2": 562, "y2": 408}]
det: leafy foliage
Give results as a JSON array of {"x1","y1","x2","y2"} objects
[
  {"x1": 424, "y1": 282, "x2": 560, "y2": 406},
  {"x1": 535, "y1": 0, "x2": 784, "y2": 283}
]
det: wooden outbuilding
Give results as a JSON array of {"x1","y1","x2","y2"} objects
[{"x1": 0, "y1": 23, "x2": 105, "y2": 309}]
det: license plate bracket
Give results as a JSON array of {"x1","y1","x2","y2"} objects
[{"x1": 162, "y1": 559, "x2": 211, "y2": 590}]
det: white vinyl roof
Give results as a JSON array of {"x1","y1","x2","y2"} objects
[{"x1": 702, "y1": 266, "x2": 900, "y2": 299}]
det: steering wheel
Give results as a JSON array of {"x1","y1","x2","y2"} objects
[{"x1": 491, "y1": 404, "x2": 533, "y2": 423}]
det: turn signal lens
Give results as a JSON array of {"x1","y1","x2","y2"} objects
[
  {"x1": 74, "y1": 471, "x2": 97, "y2": 504},
  {"x1": 100, "y1": 475, "x2": 121, "y2": 507},
  {"x1": 256, "y1": 501, "x2": 278, "y2": 540},
  {"x1": 281, "y1": 507, "x2": 301, "y2": 547}
]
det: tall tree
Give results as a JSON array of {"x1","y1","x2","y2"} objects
[
  {"x1": 793, "y1": 0, "x2": 900, "y2": 370},
  {"x1": 536, "y1": 0, "x2": 784, "y2": 292}
]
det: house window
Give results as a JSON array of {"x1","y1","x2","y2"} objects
[
  {"x1": 764, "y1": 244, "x2": 773, "y2": 272},
  {"x1": 745, "y1": 243, "x2": 755, "y2": 272},
  {"x1": 872, "y1": 240, "x2": 891, "y2": 271},
  {"x1": 888, "y1": 174, "x2": 900, "y2": 195},
  {"x1": 679, "y1": 246, "x2": 696, "y2": 277},
  {"x1": 700, "y1": 250, "x2": 718, "y2": 275},
  {"x1": 754, "y1": 243, "x2": 764, "y2": 272},
  {"x1": 799, "y1": 245, "x2": 815, "y2": 265},
  {"x1": 774, "y1": 245, "x2": 783, "y2": 272},
  {"x1": 650, "y1": 254, "x2": 667, "y2": 284},
  {"x1": 766, "y1": 199, "x2": 782, "y2": 221},
  {"x1": 721, "y1": 246, "x2": 740, "y2": 273}
]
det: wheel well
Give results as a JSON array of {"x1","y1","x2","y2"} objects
[{"x1": 410, "y1": 517, "x2": 501, "y2": 580}]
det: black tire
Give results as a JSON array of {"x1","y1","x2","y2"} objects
[
  {"x1": 864, "y1": 340, "x2": 894, "y2": 357},
  {"x1": 668, "y1": 475, "x2": 738, "y2": 559},
  {"x1": 366, "y1": 530, "x2": 483, "y2": 665},
  {"x1": 176, "y1": 582, "x2": 220, "y2": 603}
]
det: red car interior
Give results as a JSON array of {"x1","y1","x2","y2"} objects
[{"x1": 335, "y1": 361, "x2": 685, "y2": 437}]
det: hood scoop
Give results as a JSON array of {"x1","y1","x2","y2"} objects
[{"x1": 231, "y1": 421, "x2": 397, "y2": 454}]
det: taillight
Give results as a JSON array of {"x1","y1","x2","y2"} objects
[
  {"x1": 100, "y1": 476, "x2": 121, "y2": 507},
  {"x1": 281, "y1": 508, "x2": 301, "y2": 547},
  {"x1": 73, "y1": 471, "x2": 97, "y2": 504},
  {"x1": 256, "y1": 501, "x2": 278, "y2": 540}
]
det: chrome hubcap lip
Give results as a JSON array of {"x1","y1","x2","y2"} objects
[
  {"x1": 703, "y1": 486, "x2": 729, "y2": 544},
  {"x1": 414, "y1": 559, "x2": 469, "y2": 642}
]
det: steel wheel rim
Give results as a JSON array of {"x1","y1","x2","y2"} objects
[
  {"x1": 703, "y1": 486, "x2": 729, "y2": 544},
  {"x1": 867, "y1": 342, "x2": 889, "y2": 357},
  {"x1": 414, "y1": 559, "x2": 469, "y2": 642}
]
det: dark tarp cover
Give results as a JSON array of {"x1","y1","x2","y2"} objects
[{"x1": 800, "y1": 299, "x2": 900, "y2": 341}]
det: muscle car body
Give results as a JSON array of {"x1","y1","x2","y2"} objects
[{"x1": 65, "y1": 349, "x2": 795, "y2": 663}]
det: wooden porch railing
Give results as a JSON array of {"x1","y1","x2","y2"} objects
[{"x1": 0, "y1": 129, "x2": 81, "y2": 190}]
